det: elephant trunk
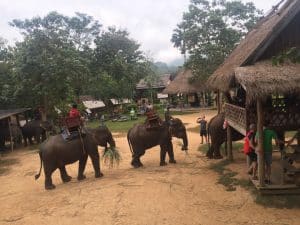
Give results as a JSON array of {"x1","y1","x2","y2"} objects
[{"x1": 109, "y1": 135, "x2": 116, "y2": 148}]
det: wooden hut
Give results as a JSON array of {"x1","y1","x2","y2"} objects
[
  {"x1": 162, "y1": 69, "x2": 206, "y2": 107},
  {"x1": 207, "y1": 0, "x2": 300, "y2": 193}
]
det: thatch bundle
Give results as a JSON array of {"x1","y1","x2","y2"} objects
[{"x1": 102, "y1": 147, "x2": 121, "y2": 168}]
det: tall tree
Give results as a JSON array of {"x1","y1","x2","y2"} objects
[
  {"x1": 0, "y1": 37, "x2": 15, "y2": 108},
  {"x1": 10, "y1": 12, "x2": 101, "y2": 117},
  {"x1": 171, "y1": 0, "x2": 262, "y2": 80},
  {"x1": 92, "y1": 27, "x2": 152, "y2": 100}
]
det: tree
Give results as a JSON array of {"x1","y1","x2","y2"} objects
[
  {"x1": 0, "y1": 37, "x2": 15, "y2": 108},
  {"x1": 92, "y1": 27, "x2": 152, "y2": 100},
  {"x1": 171, "y1": 0, "x2": 262, "y2": 80},
  {"x1": 10, "y1": 12, "x2": 101, "y2": 117}
]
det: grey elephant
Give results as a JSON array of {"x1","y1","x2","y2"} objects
[
  {"x1": 127, "y1": 117, "x2": 188, "y2": 168},
  {"x1": 35, "y1": 126, "x2": 116, "y2": 190},
  {"x1": 207, "y1": 113, "x2": 244, "y2": 159},
  {"x1": 21, "y1": 120, "x2": 54, "y2": 146}
]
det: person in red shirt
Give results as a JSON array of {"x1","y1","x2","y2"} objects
[{"x1": 69, "y1": 104, "x2": 81, "y2": 118}]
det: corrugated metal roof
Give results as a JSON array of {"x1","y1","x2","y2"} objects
[
  {"x1": 82, "y1": 100, "x2": 105, "y2": 109},
  {"x1": 0, "y1": 108, "x2": 31, "y2": 120}
]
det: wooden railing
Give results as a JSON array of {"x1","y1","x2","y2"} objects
[{"x1": 224, "y1": 103, "x2": 247, "y2": 135}]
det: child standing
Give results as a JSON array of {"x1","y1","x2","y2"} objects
[{"x1": 197, "y1": 115, "x2": 208, "y2": 144}]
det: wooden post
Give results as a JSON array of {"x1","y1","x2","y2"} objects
[
  {"x1": 227, "y1": 125, "x2": 233, "y2": 161},
  {"x1": 8, "y1": 117, "x2": 14, "y2": 152},
  {"x1": 257, "y1": 99, "x2": 265, "y2": 187}
]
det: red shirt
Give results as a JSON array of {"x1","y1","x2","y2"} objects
[{"x1": 69, "y1": 108, "x2": 80, "y2": 118}]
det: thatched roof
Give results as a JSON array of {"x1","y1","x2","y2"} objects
[
  {"x1": 136, "y1": 74, "x2": 171, "y2": 90},
  {"x1": 235, "y1": 60, "x2": 300, "y2": 103},
  {"x1": 207, "y1": 0, "x2": 300, "y2": 91},
  {"x1": 162, "y1": 70, "x2": 205, "y2": 95}
]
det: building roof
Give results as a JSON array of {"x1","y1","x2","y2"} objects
[
  {"x1": 207, "y1": 0, "x2": 300, "y2": 92},
  {"x1": 110, "y1": 98, "x2": 131, "y2": 105},
  {"x1": 136, "y1": 74, "x2": 171, "y2": 90},
  {"x1": 162, "y1": 69, "x2": 205, "y2": 94},
  {"x1": 234, "y1": 60, "x2": 300, "y2": 103},
  {"x1": 82, "y1": 100, "x2": 105, "y2": 109},
  {"x1": 0, "y1": 108, "x2": 31, "y2": 120}
]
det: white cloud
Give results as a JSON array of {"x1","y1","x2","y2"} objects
[{"x1": 0, "y1": 0, "x2": 282, "y2": 64}]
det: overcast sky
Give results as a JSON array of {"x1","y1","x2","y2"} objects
[{"x1": 0, "y1": 0, "x2": 280, "y2": 65}]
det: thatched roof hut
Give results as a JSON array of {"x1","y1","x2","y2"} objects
[
  {"x1": 206, "y1": 0, "x2": 300, "y2": 189},
  {"x1": 162, "y1": 69, "x2": 205, "y2": 95},
  {"x1": 235, "y1": 60, "x2": 300, "y2": 103},
  {"x1": 207, "y1": 0, "x2": 300, "y2": 99}
]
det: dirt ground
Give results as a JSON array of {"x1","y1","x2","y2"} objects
[{"x1": 0, "y1": 110, "x2": 299, "y2": 225}]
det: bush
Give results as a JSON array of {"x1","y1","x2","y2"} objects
[{"x1": 125, "y1": 103, "x2": 138, "y2": 113}]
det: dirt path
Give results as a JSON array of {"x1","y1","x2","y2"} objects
[{"x1": 0, "y1": 110, "x2": 299, "y2": 225}]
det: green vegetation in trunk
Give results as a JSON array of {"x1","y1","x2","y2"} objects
[{"x1": 102, "y1": 147, "x2": 121, "y2": 168}]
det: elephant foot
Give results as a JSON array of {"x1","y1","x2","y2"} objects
[
  {"x1": 131, "y1": 161, "x2": 143, "y2": 168},
  {"x1": 45, "y1": 184, "x2": 56, "y2": 190},
  {"x1": 169, "y1": 159, "x2": 177, "y2": 164},
  {"x1": 213, "y1": 155, "x2": 223, "y2": 159},
  {"x1": 160, "y1": 161, "x2": 167, "y2": 166},
  {"x1": 77, "y1": 174, "x2": 86, "y2": 181},
  {"x1": 62, "y1": 175, "x2": 72, "y2": 183},
  {"x1": 181, "y1": 146, "x2": 188, "y2": 151},
  {"x1": 95, "y1": 172, "x2": 104, "y2": 178}
]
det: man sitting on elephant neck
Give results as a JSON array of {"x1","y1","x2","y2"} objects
[{"x1": 145, "y1": 106, "x2": 162, "y2": 129}]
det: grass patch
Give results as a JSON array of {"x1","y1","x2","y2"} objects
[
  {"x1": 253, "y1": 191, "x2": 300, "y2": 208},
  {"x1": 87, "y1": 110, "x2": 195, "y2": 133}
]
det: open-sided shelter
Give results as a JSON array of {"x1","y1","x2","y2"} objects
[
  {"x1": 207, "y1": 0, "x2": 300, "y2": 192},
  {"x1": 163, "y1": 69, "x2": 206, "y2": 107}
]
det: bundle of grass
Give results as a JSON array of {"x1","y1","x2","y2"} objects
[{"x1": 102, "y1": 147, "x2": 121, "y2": 168}]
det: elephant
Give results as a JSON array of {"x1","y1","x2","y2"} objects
[
  {"x1": 127, "y1": 117, "x2": 188, "y2": 168},
  {"x1": 34, "y1": 125, "x2": 116, "y2": 190},
  {"x1": 206, "y1": 113, "x2": 244, "y2": 159},
  {"x1": 21, "y1": 120, "x2": 54, "y2": 146}
]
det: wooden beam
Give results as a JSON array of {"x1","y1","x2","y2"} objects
[
  {"x1": 227, "y1": 125, "x2": 233, "y2": 161},
  {"x1": 8, "y1": 117, "x2": 13, "y2": 152},
  {"x1": 217, "y1": 91, "x2": 221, "y2": 114},
  {"x1": 257, "y1": 99, "x2": 264, "y2": 187}
]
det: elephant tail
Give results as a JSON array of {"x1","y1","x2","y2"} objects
[
  {"x1": 127, "y1": 130, "x2": 133, "y2": 156},
  {"x1": 35, "y1": 150, "x2": 43, "y2": 180}
]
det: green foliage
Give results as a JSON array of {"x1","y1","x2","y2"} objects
[
  {"x1": 102, "y1": 147, "x2": 121, "y2": 168},
  {"x1": 91, "y1": 27, "x2": 153, "y2": 100},
  {"x1": 272, "y1": 47, "x2": 300, "y2": 65},
  {"x1": 172, "y1": 0, "x2": 262, "y2": 81}
]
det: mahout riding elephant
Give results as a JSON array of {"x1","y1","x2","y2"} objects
[
  {"x1": 21, "y1": 120, "x2": 54, "y2": 146},
  {"x1": 207, "y1": 113, "x2": 244, "y2": 159},
  {"x1": 35, "y1": 125, "x2": 116, "y2": 190},
  {"x1": 127, "y1": 117, "x2": 188, "y2": 168}
]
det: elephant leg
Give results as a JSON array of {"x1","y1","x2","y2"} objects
[
  {"x1": 44, "y1": 164, "x2": 56, "y2": 190},
  {"x1": 35, "y1": 134, "x2": 41, "y2": 144},
  {"x1": 206, "y1": 143, "x2": 214, "y2": 159},
  {"x1": 23, "y1": 136, "x2": 28, "y2": 147},
  {"x1": 90, "y1": 151, "x2": 103, "y2": 178},
  {"x1": 166, "y1": 143, "x2": 176, "y2": 164},
  {"x1": 213, "y1": 143, "x2": 223, "y2": 159},
  {"x1": 160, "y1": 145, "x2": 167, "y2": 166},
  {"x1": 131, "y1": 150, "x2": 144, "y2": 168},
  {"x1": 59, "y1": 166, "x2": 72, "y2": 183},
  {"x1": 77, "y1": 154, "x2": 88, "y2": 180},
  {"x1": 29, "y1": 136, "x2": 34, "y2": 145},
  {"x1": 41, "y1": 132, "x2": 46, "y2": 142}
]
